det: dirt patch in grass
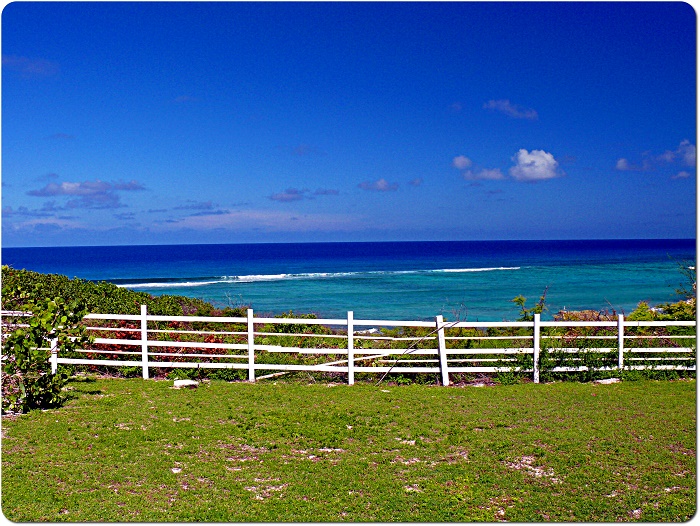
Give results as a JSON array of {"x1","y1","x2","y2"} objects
[{"x1": 504, "y1": 455, "x2": 562, "y2": 484}]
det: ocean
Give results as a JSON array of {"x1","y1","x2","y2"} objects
[{"x1": 2, "y1": 239, "x2": 696, "y2": 321}]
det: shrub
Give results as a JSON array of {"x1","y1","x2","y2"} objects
[
  {"x1": 1, "y1": 286, "x2": 91, "y2": 413},
  {"x1": 209, "y1": 368, "x2": 247, "y2": 382},
  {"x1": 117, "y1": 366, "x2": 143, "y2": 378},
  {"x1": 166, "y1": 368, "x2": 202, "y2": 380},
  {"x1": 511, "y1": 287, "x2": 548, "y2": 321},
  {"x1": 496, "y1": 349, "x2": 533, "y2": 384}
]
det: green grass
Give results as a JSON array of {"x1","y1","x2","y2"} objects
[{"x1": 2, "y1": 378, "x2": 696, "y2": 522}]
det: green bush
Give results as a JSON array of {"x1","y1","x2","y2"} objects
[
  {"x1": 1, "y1": 266, "x2": 223, "y2": 317},
  {"x1": 117, "y1": 366, "x2": 143, "y2": 378},
  {"x1": 1, "y1": 286, "x2": 91, "y2": 413},
  {"x1": 208, "y1": 367, "x2": 247, "y2": 382},
  {"x1": 494, "y1": 348, "x2": 530, "y2": 384},
  {"x1": 165, "y1": 368, "x2": 202, "y2": 380},
  {"x1": 495, "y1": 368, "x2": 522, "y2": 385}
]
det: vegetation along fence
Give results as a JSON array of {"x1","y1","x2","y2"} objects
[{"x1": 1, "y1": 306, "x2": 696, "y2": 384}]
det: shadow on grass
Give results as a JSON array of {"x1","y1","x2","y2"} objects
[
  {"x1": 66, "y1": 375, "x2": 97, "y2": 383},
  {"x1": 63, "y1": 376, "x2": 104, "y2": 402},
  {"x1": 62, "y1": 388, "x2": 103, "y2": 405}
]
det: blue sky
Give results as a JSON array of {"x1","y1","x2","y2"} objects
[{"x1": 1, "y1": 1, "x2": 696, "y2": 247}]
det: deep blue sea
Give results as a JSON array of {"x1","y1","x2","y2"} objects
[{"x1": 2, "y1": 239, "x2": 696, "y2": 321}]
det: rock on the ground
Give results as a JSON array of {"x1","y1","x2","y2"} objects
[
  {"x1": 173, "y1": 379, "x2": 199, "y2": 389},
  {"x1": 594, "y1": 378, "x2": 620, "y2": 384}
]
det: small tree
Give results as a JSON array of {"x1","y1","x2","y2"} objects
[
  {"x1": 512, "y1": 286, "x2": 549, "y2": 322},
  {"x1": 674, "y1": 259, "x2": 696, "y2": 300},
  {"x1": 2, "y1": 285, "x2": 91, "y2": 413}
]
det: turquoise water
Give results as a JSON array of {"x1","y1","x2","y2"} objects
[{"x1": 2, "y1": 239, "x2": 695, "y2": 321}]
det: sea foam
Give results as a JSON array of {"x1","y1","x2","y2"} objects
[{"x1": 116, "y1": 266, "x2": 521, "y2": 289}]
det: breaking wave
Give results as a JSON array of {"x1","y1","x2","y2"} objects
[{"x1": 114, "y1": 266, "x2": 521, "y2": 290}]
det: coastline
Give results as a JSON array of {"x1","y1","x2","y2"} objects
[
  {"x1": 1, "y1": 266, "x2": 695, "y2": 324},
  {"x1": 2, "y1": 239, "x2": 695, "y2": 321}
]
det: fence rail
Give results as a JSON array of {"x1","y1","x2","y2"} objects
[{"x1": 1, "y1": 306, "x2": 696, "y2": 385}]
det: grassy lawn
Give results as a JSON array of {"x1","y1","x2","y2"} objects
[{"x1": 1, "y1": 377, "x2": 696, "y2": 522}]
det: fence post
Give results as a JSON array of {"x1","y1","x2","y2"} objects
[
  {"x1": 618, "y1": 314, "x2": 625, "y2": 370},
  {"x1": 247, "y1": 309, "x2": 256, "y2": 382},
  {"x1": 533, "y1": 313, "x2": 540, "y2": 384},
  {"x1": 436, "y1": 315, "x2": 450, "y2": 386},
  {"x1": 50, "y1": 337, "x2": 58, "y2": 375},
  {"x1": 140, "y1": 304, "x2": 149, "y2": 379},
  {"x1": 347, "y1": 311, "x2": 354, "y2": 385}
]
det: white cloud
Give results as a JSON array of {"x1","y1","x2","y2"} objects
[
  {"x1": 29, "y1": 180, "x2": 108, "y2": 197},
  {"x1": 27, "y1": 179, "x2": 145, "y2": 209},
  {"x1": 157, "y1": 209, "x2": 359, "y2": 232},
  {"x1": 269, "y1": 188, "x2": 309, "y2": 202},
  {"x1": 659, "y1": 140, "x2": 696, "y2": 166},
  {"x1": 7, "y1": 216, "x2": 85, "y2": 231},
  {"x1": 484, "y1": 99, "x2": 538, "y2": 120},
  {"x1": 616, "y1": 158, "x2": 631, "y2": 171},
  {"x1": 658, "y1": 150, "x2": 676, "y2": 163},
  {"x1": 677, "y1": 140, "x2": 696, "y2": 166},
  {"x1": 452, "y1": 155, "x2": 472, "y2": 170},
  {"x1": 408, "y1": 177, "x2": 423, "y2": 187},
  {"x1": 672, "y1": 171, "x2": 691, "y2": 180},
  {"x1": 619, "y1": 139, "x2": 695, "y2": 178},
  {"x1": 453, "y1": 155, "x2": 503, "y2": 181},
  {"x1": 358, "y1": 178, "x2": 398, "y2": 192},
  {"x1": 509, "y1": 149, "x2": 559, "y2": 181},
  {"x1": 28, "y1": 179, "x2": 145, "y2": 196},
  {"x1": 462, "y1": 168, "x2": 504, "y2": 181},
  {"x1": 615, "y1": 157, "x2": 651, "y2": 172}
]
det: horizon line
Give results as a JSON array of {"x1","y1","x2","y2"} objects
[{"x1": 2, "y1": 237, "x2": 696, "y2": 251}]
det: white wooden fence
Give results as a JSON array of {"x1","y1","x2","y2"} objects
[{"x1": 2, "y1": 306, "x2": 696, "y2": 385}]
